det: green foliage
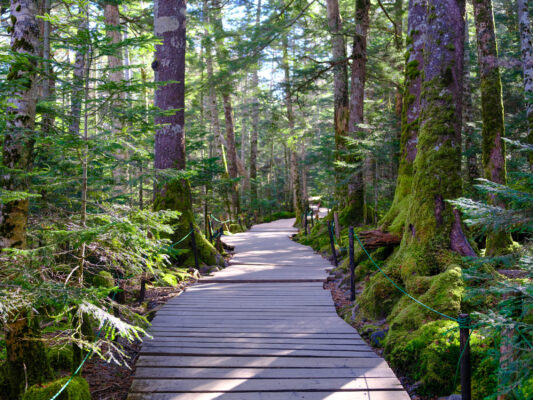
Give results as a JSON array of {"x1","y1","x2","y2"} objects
[
  {"x1": 262, "y1": 211, "x2": 295, "y2": 223},
  {"x1": 22, "y1": 377, "x2": 91, "y2": 400}
]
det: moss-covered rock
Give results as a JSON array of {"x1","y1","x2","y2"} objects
[
  {"x1": 46, "y1": 346, "x2": 73, "y2": 372},
  {"x1": 92, "y1": 271, "x2": 114, "y2": 288},
  {"x1": 22, "y1": 376, "x2": 91, "y2": 400}
]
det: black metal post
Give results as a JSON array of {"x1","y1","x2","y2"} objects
[
  {"x1": 459, "y1": 313, "x2": 471, "y2": 400},
  {"x1": 349, "y1": 227, "x2": 355, "y2": 301},
  {"x1": 304, "y1": 207, "x2": 308, "y2": 235},
  {"x1": 327, "y1": 221, "x2": 338, "y2": 267},
  {"x1": 310, "y1": 208, "x2": 314, "y2": 228},
  {"x1": 189, "y1": 222, "x2": 199, "y2": 269},
  {"x1": 207, "y1": 216, "x2": 213, "y2": 243}
]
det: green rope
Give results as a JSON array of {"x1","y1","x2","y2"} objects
[
  {"x1": 210, "y1": 214, "x2": 231, "y2": 224},
  {"x1": 50, "y1": 291, "x2": 117, "y2": 400},
  {"x1": 353, "y1": 232, "x2": 458, "y2": 323},
  {"x1": 168, "y1": 229, "x2": 194, "y2": 249}
]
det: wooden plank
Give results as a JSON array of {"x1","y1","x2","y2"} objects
[
  {"x1": 130, "y1": 377, "x2": 403, "y2": 392},
  {"x1": 128, "y1": 391, "x2": 411, "y2": 400},
  {"x1": 132, "y1": 367, "x2": 398, "y2": 379},
  {"x1": 143, "y1": 332, "x2": 363, "y2": 339},
  {"x1": 142, "y1": 341, "x2": 368, "y2": 350},
  {"x1": 143, "y1": 337, "x2": 366, "y2": 345},
  {"x1": 139, "y1": 347, "x2": 378, "y2": 358},
  {"x1": 135, "y1": 356, "x2": 387, "y2": 368}
]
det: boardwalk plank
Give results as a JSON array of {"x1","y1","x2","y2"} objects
[{"x1": 127, "y1": 218, "x2": 408, "y2": 399}]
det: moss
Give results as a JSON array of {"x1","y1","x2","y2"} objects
[
  {"x1": 22, "y1": 377, "x2": 91, "y2": 400},
  {"x1": 46, "y1": 346, "x2": 72, "y2": 372},
  {"x1": 154, "y1": 179, "x2": 219, "y2": 266},
  {"x1": 358, "y1": 262, "x2": 403, "y2": 319},
  {"x1": 262, "y1": 211, "x2": 295, "y2": 223},
  {"x1": 228, "y1": 223, "x2": 244, "y2": 233},
  {"x1": 92, "y1": 271, "x2": 114, "y2": 288},
  {"x1": 405, "y1": 60, "x2": 420, "y2": 80}
]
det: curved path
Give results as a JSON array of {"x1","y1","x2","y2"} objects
[{"x1": 128, "y1": 218, "x2": 409, "y2": 400}]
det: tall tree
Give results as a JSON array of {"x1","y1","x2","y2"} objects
[
  {"x1": 249, "y1": 0, "x2": 262, "y2": 210},
  {"x1": 380, "y1": 0, "x2": 426, "y2": 234},
  {"x1": 282, "y1": 32, "x2": 304, "y2": 224},
  {"x1": 517, "y1": 0, "x2": 533, "y2": 168},
  {"x1": 2, "y1": 1, "x2": 53, "y2": 396},
  {"x1": 472, "y1": 0, "x2": 513, "y2": 255},
  {"x1": 326, "y1": 0, "x2": 350, "y2": 204},
  {"x1": 342, "y1": 0, "x2": 370, "y2": 226},
  {"x1": 153, "y1": 0, "x2": 218, "y2": 264}
]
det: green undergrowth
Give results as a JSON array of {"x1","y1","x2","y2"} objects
[
  {"x1": 22, "y1": 377, "x2": 91, "y2": 400},
  {"x1": 262, "y1": 211, "x2": 295, "y2": 223}
]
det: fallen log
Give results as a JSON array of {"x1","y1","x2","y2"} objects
[{"x1": 358, "y1": 230, "x2": 401, "y2": 249}]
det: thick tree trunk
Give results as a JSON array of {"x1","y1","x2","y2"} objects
[
  {"x1": 405, "y1": 0, "x2": 472, "y2": 255},
  {"x1": 472, "y1": 0, "x2": 513, "y2": 255},
  {"x1": 222, "y1": 93, "x2": 241, "y2": 217},
  {"x1": 153, "y1": 0, "x2": 218, "y2": 266},
  {"x1": 517, "y1": 0, "x2": 533, "y2": 168},
  {"x1": 2, "y1": 1, "x2": 53, "y2": 396},
  {"x1": 463, "y1": 14, "x2": 480, "y2": 188},
  {"x1": 379, "y1": 0, "x2": 425, "y2": 234},
  {"x1": 326, "y1": 0, "x2": 350, "y2": 203},
  {"x1": 342, "y1": 0, "x2": 370, "y2": 226},
  {"x1": 249, "y1": 0, "x2": 261, "y2": 209}
]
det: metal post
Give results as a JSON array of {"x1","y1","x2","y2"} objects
[
  {"x1": 349, "y1": 227, "x2": 355, "y2": 301},
  {"x1": 207, "y1": 216, "x2": 213, "y2": 243},
  {"x1": 459, "y1": 313, "x2": 471, "y2": 400},
  {"x1": 304, "y1": 207, "x2": 308, "y2": 235},
  {"x1": 189, "y1": 222, "x2": 199, "y2": 269},
  {"x1": 327, "y1": 221, "x2": 338, "y2": 267}
]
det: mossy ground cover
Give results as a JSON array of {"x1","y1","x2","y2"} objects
[
  {"x1": 22, "y1": 377, "x2": 91, "y2": 400},
  {"x1": 295, "y1": 216, "x2": 500, "y2": 399}
]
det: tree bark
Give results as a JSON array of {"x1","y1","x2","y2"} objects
[
  {"x1": 517, "y1": 0, "x2": 533, "y2": 168},
  {"x1": 282, "y1": 32, "x2": 304, "y2": 224},
  {"x1": 2, "y1": 1, "x2": 53, "y2": 395},
  {"x1": 404, "y1": 0, "x2": 474, "y2": 256},
  {"x1": 463, "y1": 13, "x2": 480, "y2": 187},
  {"x1": 249, "y1": 0, "x2": 261, "y2": 209},
  {"x1": 104, "y1": 1, "x2": 128, "y2": 194},
  {"x1": 326, "y1": 0, "x2": 350, "y2": 203},
  {"x1": 380, "y1": 0, "x2": 426, "y2": 234},
  {"x1": 472, "y1": 0, "x2": 513, "y2": 255},
  {"x1": 153, "y1": 0, "x2": 219, "y2": 265},
  {"x1": 222, "y1": 92, "x2": 241, "y2": 217},
  {"x1": 343, "y1": 0, "x2": 370, "y2": 226},
  {"x1": 68, "y1": 10, "x2": 87, "y2": 137}
]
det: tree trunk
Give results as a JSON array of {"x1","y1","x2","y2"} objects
[
  {"x1": 104, "y1": 1, "x2": 128, "y2": 196},
  {"x1": 153, "y1": 0, "x2": 218, "y2": 266},
  {"x1": 342, "y1": 0, "x2": 370, "y2": 226},
  {"x1": 517, "y1": 0, "x2": 533, "y2": 168},
  {"x1": 2, "y1": 1, "x2": 53, "y2": 396},
  {"x1": 282, "y1": 32, "x2": 304, "y2": 225},
  {"x1": 249, "y1": 0, "x2": 261, "y2": 210},
  {"x1": 222, "y1": 93, "x2": 241, "y2": 217},
  {"x1": 472, "y1": 0, "x2": 513, "y2": 255},
  {"x1": 463, "y1": 13, "x2": 480, "y2": 188},
  {"x1": 379, "y1": 0, "x2": 425, "y2": 234},
  {"x1": 326, "y1": 0, "x2": 350, "y2": 203},
  {"x1": 69, "y1": 11, "x2": 87, "y2": 137}
]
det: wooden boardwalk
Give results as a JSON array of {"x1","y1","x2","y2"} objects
[{"x1": 127, "y1": 218, "x2": 409, "y2": 400}]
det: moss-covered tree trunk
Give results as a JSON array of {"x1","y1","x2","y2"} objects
[
  {"x1": 326, "y1": 0, "x2": 350, "y2": 205},
  {"x1": 516, "y1": 0, "x2": 533, "y2": 169},
  {"x1": 153, "y1": 0, "x2": 218, "y2": 266},
  {"x1": 359, "y1": 0, "x2": 476, "y2": 356},
  {"x1": 463, "y1": 14, "x2": 480, "y2": 188},
  {"x1": 2, "y1": 1, "x2": 53, "y2": 397},
  {"x1": 340, "y1": 0, "x2": 370, "y2": 227},
  {"x1": 379, "y1": 0, "x2": 426, "y2": 234},
  {"x1": 472, "y1": 0, "x2": 513, "y2": 255}
]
